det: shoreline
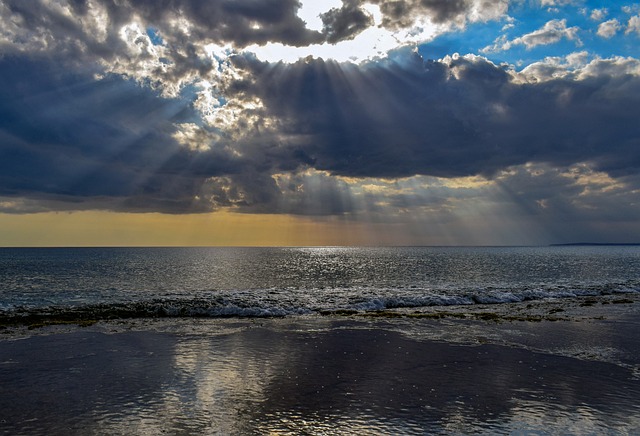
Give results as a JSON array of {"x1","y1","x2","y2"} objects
[{"x1": 2, "y1": 291, "x2": 638, "y2": 332}]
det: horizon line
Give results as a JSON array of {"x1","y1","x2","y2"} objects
[{"x1": 2, "y1": 243, "x2": 639, "y2": 249}]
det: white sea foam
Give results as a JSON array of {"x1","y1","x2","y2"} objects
[{"x1": 3, "y1": 283, "x2": 638, "y2": 325}]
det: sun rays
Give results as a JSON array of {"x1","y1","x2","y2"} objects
[{"x1": 1, "y1": 1, "x2": 640, "y2": 246}]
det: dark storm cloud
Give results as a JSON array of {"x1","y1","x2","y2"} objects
[
  {"x1": 490, "y1": 163, "x2": 640, "y2": 243},
  {"x1": 0, "y1": 56, "x2": 246, "y2": 213},
  {"x1": 321, "y1": 0, "x2": 374, "y2": 43},
  {"x1": 370, "y1": 0, "x2": 490, "y2": 29},
  {"x1": 1, "y1": 0, "x2": 323, "y2": 50},
  {"x1": 128, "y1": 0, "x2": 324, "y2": 47},
  {"x1": 230, "y1": 51, "x2": 640, "y2": 181},
  {"x1": 1, "y1": 0, "x2": 639, "y2": 223},
  {"x1": 0, "y1": 0, "x2": 323, "y2": 110},
  {"x1": 0, "y1": 0, "x2": 509, "y2": 63}
]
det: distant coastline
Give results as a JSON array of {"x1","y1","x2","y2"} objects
[{"x1": 550, "y1": 243, "x2": 640, "y2": 247}]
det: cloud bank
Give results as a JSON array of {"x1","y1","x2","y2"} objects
[{"x1": 0, "y1": 0, "x2": 640, "y2": 243}]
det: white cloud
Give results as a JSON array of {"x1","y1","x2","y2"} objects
[
  {"x1": 515, "y1": 51, "x2": 589, "y2": 81},
  {"x1": 516, "y1": 52, "x2": 640, "y2": 84},
  {"x1": 590, "y1": 8, "x2": 608, "y2": 21},
  {"x1": 597, "y1": 19, "x2": 621, "y2": 38},
  {"x1": 482, "y1": 19, "x2": 582, "y2": 53},
  {"x1": 540, "y1": 0, "x2": 581, "y2": 6},
  {"x1": 481, "y1": 34, "x2": 509, "y2": 53},
  {"x1": 517, "y1": 19, "x2": 582, "y2": 49},
  {"x1": 626, "y1": 15, "x2": 640, "y2": 35},
  {"x1": 576, "y1": 55, "x2": 640, "y2": 79}
]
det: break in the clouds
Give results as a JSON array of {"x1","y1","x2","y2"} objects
[{"x1": 0, "y1": 0, "x2": 640, "y2": 243}]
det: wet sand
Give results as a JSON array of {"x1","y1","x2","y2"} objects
[{"x1": 2, "y1": 297, "x2": 640, "y2": 435}]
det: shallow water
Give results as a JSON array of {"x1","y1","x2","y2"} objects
[{"x1": 1, "y1": 319, "x2": 640, "y2": 435}]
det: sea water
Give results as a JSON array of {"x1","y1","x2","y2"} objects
[
  {"x1": 1, "y1": 246, "x2": 639, "y2": 321},
  {"x1": 2, "y1": 246, "x2": 640, "y2": 435}
]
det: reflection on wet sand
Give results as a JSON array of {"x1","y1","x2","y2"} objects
[{"x1": 1, "y1": 320, "x2": 640, "y2": 435}]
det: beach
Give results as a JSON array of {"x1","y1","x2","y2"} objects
[
  {"x1": 2, "y1": 294, "x2": 640, "y2": 435},
  {"x1": 3, "y1": 0, "x2": 640, "y2": 433}
]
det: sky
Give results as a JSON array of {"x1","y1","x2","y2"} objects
[{"x1": 0, "y1": 0, "x2": 639, "y2": 246}]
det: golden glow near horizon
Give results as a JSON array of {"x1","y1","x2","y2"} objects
[
  {"x1": 0, "y1": 206, "x2": 553, "y2": 247},
  {"x1": 0, "y1": 210, "x2": 415, "y2": 247}
]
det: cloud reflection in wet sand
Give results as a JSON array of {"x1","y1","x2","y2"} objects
[{"x1": 1, "y1": 322, "x2": 639, "y2": 435}]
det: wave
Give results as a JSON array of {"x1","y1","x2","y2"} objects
[{"x1": 1, "y1": 283, "x2": 638, "y2": 327}]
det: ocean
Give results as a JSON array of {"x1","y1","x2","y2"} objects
[
  {"x1": 2, "y1": 246, "x2": 640, "y2": 435},
  {"x1": 1, "y1": 246, "x2": 639, "y2": 322}
]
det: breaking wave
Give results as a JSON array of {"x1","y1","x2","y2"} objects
[{"x1": 1, "y1": 282, "x2": 638, "y2": 327}]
